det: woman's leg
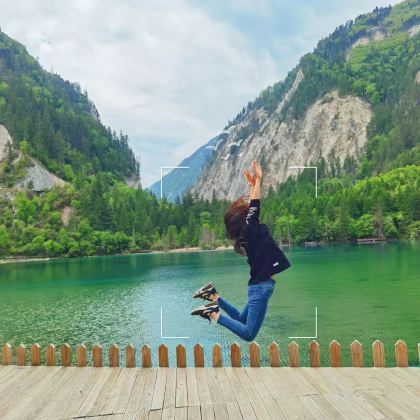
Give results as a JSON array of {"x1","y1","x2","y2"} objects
[
  {"x1": 218, "y1": 297, "x2": 249, "y2": 323},
  {"x1": 217, "y1": 281, "x2": 274, "y2": 342}
]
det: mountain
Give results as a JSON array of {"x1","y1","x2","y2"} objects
[
  {"x1": 0, "y1": 29, "x2": 139, "y2": 186},
  {"x1": 162, "y1": 0, "x2": 420, "y2": 201},
  {"x1": 148, "y1": 133, "x2": 230, "y2": 201}
]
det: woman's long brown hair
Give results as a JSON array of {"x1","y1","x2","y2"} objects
[{"x1": 224, "y1": 195, "x2": 249, "y2": 255}]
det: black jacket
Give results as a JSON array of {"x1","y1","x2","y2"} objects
[{"x1": 240, "y1": 199, "x2": 291, "y2": 285}]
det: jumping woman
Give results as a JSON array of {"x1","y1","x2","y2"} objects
[{"x1": 191, "y1": 160, "x2": 291, "y2": 341}]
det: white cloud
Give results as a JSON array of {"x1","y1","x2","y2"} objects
[
  {"x1": 0, "y1": 0, "x2": 401, "y2": 186},
  {"x1": 0, "y1": 0, "x2": 280, "y2": 186}
]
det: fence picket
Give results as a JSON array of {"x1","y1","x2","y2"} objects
[
  {"x1": 249, "y1": 342, "x2": 260, "y2": 367},
  {"x1": 329, "y1": 340, "x2": 341, "y2": 367},
  {"x1": 109, "y1": 344, "x2": 119, "y2": 367},
  {"x1": 2, "y1": 343, "x2": 12, "y2": 365},
  {"x1": 31, "y1": 344, "x2": 41, "y2": 366},
  {"x1": 351, "y1": 341, "x2": 363, "y2": 367},
  {"x1": 16, "y1": 344, "x2": 26, "y2": 366},
  {"x1": 288, "y1": 341, "x2": 299, "y2": 367},
  {"x1": 309, "y1": 341, "x2": 320, "y2": 368},
  {"x1": 212, "y1": 344, "x2": 222, "y2": 367},
  {"x1": 268, "y1": 342, "x2": 280, "y2": 367},
  {"x1": 142, "y1": 345, "x2": 151, "y2": 368},
  {"x1": 194, "y1": 344, "x2": 204, "y2": 368},
  {"x1": 159, "y1": 344, "x2": 169, "y2": 367},
  {"x1": 46, "y1": 344, "x2": 56, "y2": 366},
  {"x1": 372, "y1": 340, "x2": 385, "y2": 367},
  {"x1": 77, "y1": 344, "x2": 87, "y2": 367},
  {"x1": 394, "y1": 340, "x2": 408, "y2": 368},
  {"x1": 61, "y1": 344, "x2": 71, "y2": 367},
  {"x1": 231, "y1": 343, "x2": 241, "y2": 367},
  {"x1": 93, "y1": 345, "x2": 103, "y2": 367},
  {"x1": 176, "y1": 344, "x2": 186, "y2": 368},
  {"x1": 126, "y1": 344, "x2": 135, "y2": 368}
]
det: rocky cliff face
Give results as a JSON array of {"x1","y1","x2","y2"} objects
[
  {"x1": 191, "y1": 77, "x2": 372, "y2": 200},
  {"x1": 0, "y1": 124, "x2": 66, "y2": 192}
]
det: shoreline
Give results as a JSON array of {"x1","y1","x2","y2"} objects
[
  {"x1": 0, "y1": 240, "x2": 408, "y2": 266},
  {"x1": 0, "y1": 245, "x2": 234, "y2": 265}
]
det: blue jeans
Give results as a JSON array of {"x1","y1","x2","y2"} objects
[{"x1": 217, "y1": 279, "x2": 275, "y2": 342}]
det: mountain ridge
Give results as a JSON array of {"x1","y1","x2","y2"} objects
[{"x1": 154, "y1": 0, "x2": 419, "y2": 201}]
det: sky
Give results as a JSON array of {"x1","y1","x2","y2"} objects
[{"x1": 0, "y1": 0, "x2": 399, "y2": 186}]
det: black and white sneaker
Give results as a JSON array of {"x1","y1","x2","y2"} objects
[
  {"x1": 193, "y1": 282, "x2": 217, "y2": 301},
  {"x1": 191, "y1": 302, "x2": 219, "y2": 321}
]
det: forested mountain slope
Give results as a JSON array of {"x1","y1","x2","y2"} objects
[
  {"x1": 176, "y1": 0, "x2": 420, "y2": 200},
  {"x1": 0, "y1": 30, "x2": 139, "y2": 184}
]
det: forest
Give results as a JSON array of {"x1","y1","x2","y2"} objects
[{"x1": 0, "y1": 1, "x2": 419, "y2": 258}]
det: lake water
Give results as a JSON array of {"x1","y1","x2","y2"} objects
[{"x1": 0, "y1": 242, "x2": 419, "y2": 367}]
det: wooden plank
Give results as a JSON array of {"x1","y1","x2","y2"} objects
[
  {"x1": 2, "y1": 343, "x2": 12, "y2": 365},
  {"x1": 351, "y1": 340, "x2": 363, "y2": 367},
  {"x1": 237, "y1": 401, "x2": 257, "y2": 420},
  {"x1": 394, "y1": 340, "x2": 408, "y2": 368},
  {"x1": 206, "y1": 368, "x2": 225, "y2": 404},
  {"x1": 31, "y1": 368, "x2": 90, "y2": 418},
  {"x1": 93, "y1": 345, "x2": 103, "y2": 367},
  {"x1": 214, "y1": 368, "x2": 236, "y2": 403},
  {"x1": 212, "y1": 344, "x2": 222, "y2": 368},
  {"x1": 86, "y1": 368, "x2": 122, "y2": 416},
  {"x1": 268, "y1": 342, "x2": 280, "y2": 368},
  {"x1": 77, "y1": 344, "x2": 87, "y2": 367},
  {"x1": 59, "y1": 368, "x2": 104, "y2": 418},
  {"x1": 250, "y1": 399, "x2": 271, "y2": 420},
  {"x1": 176, "y1": 368, "x2": 188, "y2": 408},
  {"x1": 230, "y1": 343, "x2": 241, "y2": 367},
  {"x1": 195, "y1": 366, "x2": 212, "y2": 405},
  {"x1": 113, "y1": 368, "x2": 139, "y2": 414},
  {"x1": 201, "y1": 404, "x2": 215, "y2": 420},
  {"x1": 288, "y1": 341, "x2": 299, "y2": 367},
  {"x1": 151, "y1": 368, "x2": 167, "y2": 411},
  {"x1": 163, "y1": 367, "x2": 176, "y2": 409},
  {"x1": 245, "y1": 368, "x2": 272, "y2": 401},
  {"x1": 186, "y1": 368, "x2": 200, "y2": 407},
  {"x1": 0, "y1": 366, "x2": 66, "y2": 418},
  {"x1": 69, "y1": 368, "x2": 115, "y2": 418},
  {"x1": 213, "y1": 403, "x2": 229, "y2": 420},
  {"x1": 234, "y1": 368, "x2": 259, "y2": 401},
  {"x1": 187, "y1": 405, "x2": 201, "y2": 420},
  {"x1": 109, "y1": 344, "x2": 120, "y2": 368},
  {"x1": 48, "y1": 369, "x2": 99, "y2": 417},
  {"x1": 309, "y1": 340, "x2": 320, "y2": 368},
  {"x1": 175, "y1": 406, "x2": 188, "y2": 420},
  {"x1": 137, "y1": 368, "x2": 158, "y2": 414},
  {"x1": 46, "y1": 343, "x2": 56, "y2": 366},
  {"x1": 100, "y1": 368, "x2": 130, "y2": 415},
  {"x1": 249, "y1": 342, "x2": 260, "y2": 368},
  {"x1": 125, "y1": 368, "x2": 148, "y2": 413},
  {"x1": 16, "y1": 343, "x2": 26, "y2": 366},
  {"x1": 194, "y1": 344, "x2": 204, "y2": 368},
  {"x1": 225, "y1": 401, "x2": 244, "y2": 420},
  {"x1": 176, "y1": 344, "x2": 186, "y2": 368},
  {"x1": 142, "y1": 344, "x2": 152, "y2": 368},
  {"x1": 126, "y1": 344, "x2": 136, "y2": 368},
  {"x1": 61, "y1": 343, "x2": 71, "y2": 367},
  {"x1": 159, "y1": 344, "x2": 169, "y2": 368},
  {"x1": 329, "y1": 340, "x2": 341, "y2": 367},
  {"x1": 372, "y1": 340, "x2": 385, "y2": 368}
]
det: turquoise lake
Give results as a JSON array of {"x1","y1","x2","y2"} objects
[{"x1": 0, "y1": 242, "x2": 419, "y2": 366}]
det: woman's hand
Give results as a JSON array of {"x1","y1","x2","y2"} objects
[
  {"x1": 244, "y1": 169, "x2": 256, "y2": 187},
  {"x1": 253, "y1": 160, "x2": 263, "y2": 181}
]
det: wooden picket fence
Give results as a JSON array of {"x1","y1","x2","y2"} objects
[{"x1": 1, "y1": 340, "x2": 419, "y2": 368}]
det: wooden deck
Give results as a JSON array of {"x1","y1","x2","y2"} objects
[{"x1": 0, "y1": 366, "x2": 419, "y2": 419}]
